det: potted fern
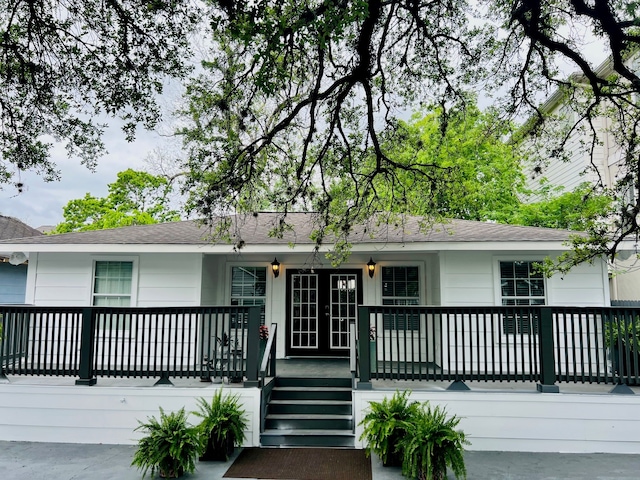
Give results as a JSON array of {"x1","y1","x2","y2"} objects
[
  {"x1": 193, "y1": 390, "x2": 248, "y2": 461},
  {"x1": 131, "y1": 407, "x2": 204, "y2": 478},
  {"x1": 359, "y1": 390, "x2": 420, "y2": 467},
  {"x1": 398, "y1": 402, "x2": 469, "y2": 480}
]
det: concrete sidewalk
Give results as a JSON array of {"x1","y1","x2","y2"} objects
[{"x1": 1, "y1": 441, "x2": 640, "y2": 479}]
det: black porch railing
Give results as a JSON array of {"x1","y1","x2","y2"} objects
[
  {"x1": 2, "y1": 304, "x2": 639, "y2": 389},
  {"x1": 0, "y1": 305, "x2": 262, "y2": 386},
  {"x1": 356, "y1": 306, "x2": 640, "y2": 389}
]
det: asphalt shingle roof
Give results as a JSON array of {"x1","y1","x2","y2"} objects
[
  {"x1": 0, "y1": 215, "x2": 43, "y2": 241},
  {"x1": 0, "y1": 213, "x2": 576, "y2": 246}
]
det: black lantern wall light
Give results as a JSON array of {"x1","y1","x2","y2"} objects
[
  {"x1": 367, "y1": 257, "x2": 376, "y2": 278},
  {"x1": 271, "y1": 258, "x2": 281, "y2": 278}
]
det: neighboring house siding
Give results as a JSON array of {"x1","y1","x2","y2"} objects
[
  {"x1": 526, "y1": 114, "x2": 613, "y2": 197},
  {"x1": 0, "y1": 263, "x2": 28, "y2": 304}
]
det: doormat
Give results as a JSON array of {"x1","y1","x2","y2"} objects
[{"x1": 223, "y1": 448, "x2": 372, "y2": 480}]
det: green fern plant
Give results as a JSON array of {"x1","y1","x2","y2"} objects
[
  {"x1": 398, "y1": 403, "x2": 469, "y2": 480},
  {"x1": 192, "y1": 390, "x2": 248, "y2": 461},
  {"x1": 359, "y1": 390, "x2": 420, "y2": 466},
  {"x1": 604, "y1": 316, "x2": 640, "y2": 350},
  {"x1": 131, "y1": 407, "x2": 204, "y2": 478}
]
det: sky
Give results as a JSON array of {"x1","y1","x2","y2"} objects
[{"x1": 0, "y1": 124, "x2": 168, "y2": 230}]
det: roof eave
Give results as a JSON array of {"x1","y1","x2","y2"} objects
[{"x1": 0, "y1": 240, "x2": 575, "y2": 254}]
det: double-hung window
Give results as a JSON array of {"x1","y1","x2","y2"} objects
[
  {"x1": 500, "y1": 261, "x2": 545, "y2": 335},
  {"x1": 92, "y1": 261, "x2": 133, "y2": 307},
  {"x1": 230, "y1": 266, "x2": 266, "y2": 326},
  {"x1": 381, "y1": 266, "x2": 420, "y2": 330}
]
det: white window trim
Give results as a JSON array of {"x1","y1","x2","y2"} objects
[
  {"x1": 90, "y1": 256, "x2": 139, "y2": 307},
  {"x1": 374, "y1": 262, "x2": 425, "y2": 306},
  {"x1": 493, "y1": 256, "x2": 548, "y2": 338},
  {"x1": 226, "y1": 262, "x2": 270, "y2": 305},
  {"x1": 492, "y1": 256, "x2": 548, "y2": 307}
]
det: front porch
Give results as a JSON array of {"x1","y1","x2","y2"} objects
[{"x1": 2, "y1": 305, "x2": 640, "y2": 453}]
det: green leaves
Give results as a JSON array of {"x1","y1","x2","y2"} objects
[
  {"x1": 0, "y1": 0, "x2": 198, "y2": 188},
  {"x1": 360, "y1": 391, "x2": 469, "y2": 480},
  {"x1": 192, "y1": 390, "x2": 248, "y2": 454},
  {"x1": 132, "y1": 407, "x2": 204, "y2": 479},
  {"x1": 51, "y1": 169, "x2": 180, "y2": 233},
  {"x1": 399, "y1": 404, "x2": 469, "y2": 480},
  {"x1": 359, "y1": 390, "x2": 421, "y2": 465}
]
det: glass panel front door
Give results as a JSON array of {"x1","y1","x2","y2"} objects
[
  {"x1": 291, "y1": 273, "x2": 318, "y2": 349},
  {"x1": 287, "y1": 269, "x2": 362, "y2": 356}
]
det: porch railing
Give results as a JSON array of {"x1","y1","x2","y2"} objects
[
  {"x1": 356, "y1": 306, "x2": 640, "y2": 389},
  {"x1": 2, "y1": 304, "x2": 639, "y2": 390},
  {"x1": 0, "y1": 305, "x2": 262, "y2": 386}
]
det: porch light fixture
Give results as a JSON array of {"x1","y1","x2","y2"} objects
[
  {"x1": 367, "y1": 257, "x2": 376, "y2": 278},
  {"x1": 271, "y1": 258, "x2": 281, "y2": 278}
]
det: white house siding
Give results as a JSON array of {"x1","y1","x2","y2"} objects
[
  {"x1": 27, "y1": 252, "x2": 204, "y2": 307},
  {"x1": 137, "y1": 253, "x2": 202, "y2": 307},
  {"x1": 20, "y1": 253, "x2": 206, "y2": 373},
  {"x1": 0, "y1": 383, "x2": 261, "y2": 446},
  {"x1": 436, "y1": 251, "x2": 609, "y2": 376},
  {"x1": 354, "y1": 390, "x2": 640, "y2": 453},
  {"x1": 28, "y1": 253, "x2": 92, "y2": 305},
  {"x1": 200, "y1": 255, "x2": 226, "y2": 305},
  {"x1": 1, "y1": 383, "x2": 640, "y2": 452},
  {"x1": 439, "y1": 251, "x2": 495, "y2": 306}
]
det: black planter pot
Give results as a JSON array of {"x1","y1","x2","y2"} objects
[
  {"x1": 612, "y1": 345, "x2": 640, "y2": 377},
  {"x1": 382, "y1": 435, "x2": 403, "y2": 467},
  {"x1": 200, "y1": 432, "x2": 234, "y2": 461}
]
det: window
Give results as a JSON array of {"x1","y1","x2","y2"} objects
[
  {"x1": 92, "y1": 261, "x2": 133, "y2": 306},
  {"x1": 230, "y1": 266, "x2": 266, "y2": 326},
  {"x1": 381, "y1": 266, "x2": 420, "y2": 330},
  {"x1": 500, "y1": 261, "x2": 545, "y2": 335}
]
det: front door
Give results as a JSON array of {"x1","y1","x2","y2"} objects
[{"x1": 286, "y1": 269, "x2": 363, "y2": 357}]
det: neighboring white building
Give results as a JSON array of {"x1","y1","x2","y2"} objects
[{"x1": 524, "y1": 54, "x2": 640, "y2": 301}]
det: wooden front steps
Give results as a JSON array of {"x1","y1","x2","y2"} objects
[{"x1": 261, "y1": 377, "x2": 354, "y2": 448}]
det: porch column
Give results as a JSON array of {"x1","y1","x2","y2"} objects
[
  {"x1": 76, "y1": 307, "x2": 97, "y2": 386},
  {"x1": 357, "y1": 306, "x2": 372, "y2": 390},
  {"x1": 244, "y1": 306, "x2": 261, "y2": 388},
  {"x1": 537, "y1": 307, "x2": 559, "y2": 393}
]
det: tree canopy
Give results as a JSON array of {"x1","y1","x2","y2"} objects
[
  {"x1": 52, "y1": 169, "x2": 179, "y2": 233},
  {"x1": 357, "y1": 102, "x2": 526, "y2": 222},
  {"x1": 0, "y1": 0, "x2": 199, "y2": 186},
  {"x1": 177, "y1": 0, "x2": 640, "y2": 266},
  {"x1": 2, "y1": 1, "x2": 640, "y2": 267}
]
